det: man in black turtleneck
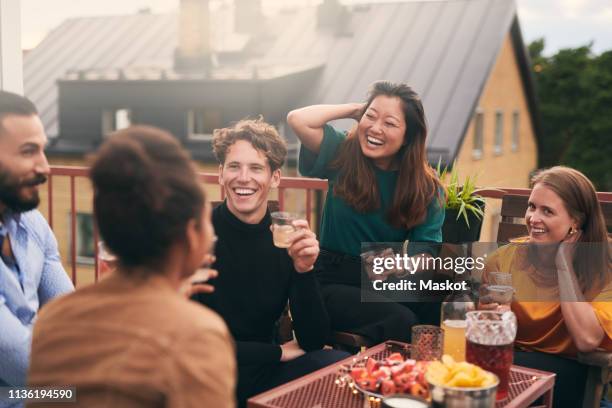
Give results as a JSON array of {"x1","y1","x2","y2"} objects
[{"x1": 192, "y1": 119, "x2": 349, "y2": 407}]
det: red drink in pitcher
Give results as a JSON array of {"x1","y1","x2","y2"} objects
[
  {"x1": 465, "y1": 310, "x2": 517, "y2": 401},
  {"x1": 466, "y1": 339, "x2": 513, "y2": 400}
]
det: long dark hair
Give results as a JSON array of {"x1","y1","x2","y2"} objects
[
  {"x1": 331, "y1": 81, "x2": 441, "y2": 229},
  {"x1": 531, "y1": 166, "x2": 611, "y2": 295}
]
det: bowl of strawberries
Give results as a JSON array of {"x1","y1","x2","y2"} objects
[{"x1": 348, "y1": 351, "x2": 431, "y2": 400}]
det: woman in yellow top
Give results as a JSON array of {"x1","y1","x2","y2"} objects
[{"x1": 484, "y1": 166, "x2": 611, "y2": 408}]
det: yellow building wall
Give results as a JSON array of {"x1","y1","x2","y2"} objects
[{"x1": 453, "y1": 33, "x2": 538, "y2": 242}]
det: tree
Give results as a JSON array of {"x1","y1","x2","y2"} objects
[{"x1": 529, "y1": 39, "x2": 612, "y2": 190}]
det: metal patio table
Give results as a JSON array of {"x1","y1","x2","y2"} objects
[{"x1": 248, "y1": 341, "x2": 556, "y2": 408}]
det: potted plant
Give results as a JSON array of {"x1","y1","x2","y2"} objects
[{"x1": 437, "y1": 161, "x2": 486, "y2": 243}]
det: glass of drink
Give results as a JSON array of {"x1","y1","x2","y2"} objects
[
  {"x1": 465, "y1": 310, "x2": 517, "y2": 401},
  {"x1": 479, "y1": 284, "x2": 514, "y2": 311},
  {"x1": 441, "y1": 292, "x2": 474, "y2": 361},
  {"x1": 489, "y1": 272, "x2": 512, "y2": 286},
  {"x1": 97, "y1": 241, "x2": 117, "y2": 276},
  {"x1": 441, "y1": 320, "x2": 467, "y2": 361},
  {"x1": 270, "y1": 212, "x2": 298, "y2": 248},
  {"x1": 411, "y1": 325, "x2": 444, "y2": 361}
]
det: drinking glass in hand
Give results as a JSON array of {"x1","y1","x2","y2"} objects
[
  {"x1": 489, "y1": 272, "x2": 512, "y2": 286},
  {"x1": 479, "y1": 285, "x2": 514, "y2": 310},
  {"x1": 479, "y1": 272, "x2": 514, "y2": 311},
  {"x1": 270, "y1": 212, "x2": 298, "y2": 248},
  {"x1": 465, "y1": 310, "x2": 517, "y2": 401}
]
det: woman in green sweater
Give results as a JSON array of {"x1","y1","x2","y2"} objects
[{"x1": 287, "y1": 81, "x2": 445, "y2": 343}]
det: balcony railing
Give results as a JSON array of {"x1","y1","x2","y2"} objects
[
  {"x1": 45, "y1": 166, "x2": 612, "y2": 287},
  {"x1": 45, "y1": 166, "x2": 328, "y2": 285}
]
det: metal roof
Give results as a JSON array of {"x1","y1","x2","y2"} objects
[
  {"x1": 24, "y1": 13, "x2": 177, "y2": 137},
  {"x1": 24, "y1": 0, "x2": 536, "y2": 164}
]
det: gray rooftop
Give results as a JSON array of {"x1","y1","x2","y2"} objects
[{"x1": 24, "y1": 0, "x2": 537, "y2": 164}]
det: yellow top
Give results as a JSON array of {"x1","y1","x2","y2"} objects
[{"x1": 484, "y1": 242, "x2": 612, "y2": 357}]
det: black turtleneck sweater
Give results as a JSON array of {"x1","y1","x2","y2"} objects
[{"x1": 194, "y1": 202, "x2": 330, "y2": 366}]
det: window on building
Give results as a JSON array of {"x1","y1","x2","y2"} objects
[
  {"x1": 102, "y1": 108, "x2": 131, "y2": 136},
  {"x1": 187, "y1": 109, "x2": 222, "y2": 141},
  {"x1": 511, "y1": 110, "x2": 520, "y2": 152},
  {"x1": 472, "y1": 110, "x2": 484, "y2": 160},
  {"x1": 69, "y1": 213, "x2": 95, "y2": 265},
  {"x1": 494, "y1": 110, "x2": 503, "y2": 155}
]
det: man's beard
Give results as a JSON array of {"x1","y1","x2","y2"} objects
[{"x1": 0, "y1": 168, "x2": 47, "y2": 213}]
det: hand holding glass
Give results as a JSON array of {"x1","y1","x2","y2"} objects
[
  {"x1": 271, "y1": 212, "x2": 299, "y2": 248},
  {"x1": 479, "y1": 272, "x2": 514, "y2": 311}
]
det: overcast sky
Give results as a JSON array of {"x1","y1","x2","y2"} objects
[{"x1": 20, "y1": 0, "x2": 612, "y2": 55}]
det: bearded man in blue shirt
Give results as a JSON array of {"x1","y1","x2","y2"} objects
[{"x1": 0, "y1": 91, "x2": 74, "y2": 398}]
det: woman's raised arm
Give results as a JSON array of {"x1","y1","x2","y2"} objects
[{"x1": 287, "y1": 103, "x2": 363, "y2": 153}]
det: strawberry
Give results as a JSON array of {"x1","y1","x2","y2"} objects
[
  {"x1": 393, "y1": 373, "x2": 412, "y2": 387},
  {"x1": 385, "y1": 352, "x2": 404, "y2": 365},
  {"x1": 410, "y1": 383, "x2": 428, "y2": 399},
  {"x1": 350, "y1": 367, "x2": 367, "y2": 381},
  {"x1": 365, "y1": 357, "x2": 378, "y2": 374},
  {"x1": 400, "y1": 380, "x2": 416, "y2": 394},
  {"x1": 380, "y1": 379, "x2": 397, "y2": 395},
  {"x1": 390, "y1": 363, "x2": 406, "y2": 377},
  {"x1": 371, "y1": 369, "x2": 388, "y2": 381},
  {"x1": 358, "y1": 377, "x2": 378, "y2": 392}
]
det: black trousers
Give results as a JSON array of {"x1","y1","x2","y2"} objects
[
  {"x1": 238, "y1": 349, "x2": 350, "y2": 408},
  {"x1": 321, "y1": 283, "x2": 440, "y2": 344},
  {"x1": 514, "y1": 351, "x2": 589, "y2": 408}
]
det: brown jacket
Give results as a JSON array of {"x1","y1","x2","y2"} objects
[{"x1": 28, "y1": 273, "x2": 236, "y2": 408}]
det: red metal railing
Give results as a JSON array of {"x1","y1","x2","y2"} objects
[
  {"x1": 47, "y1": 166, "x2": 612, "y2": 286},
  {"x1": 47, "y1": 166, "x2": 329, "y2": 285}
]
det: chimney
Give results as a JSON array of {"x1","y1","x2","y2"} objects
[
  {"x1": 234, "y1": 0, "x2": 262, "y2": 35},
  {"x1": 317, "y1": 0, "x2": 349, "y2": 34},
  {"x1": 174, "y1": 0, "x2": 211, "y2": 73}
]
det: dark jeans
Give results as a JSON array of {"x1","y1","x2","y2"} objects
[
  {"x1": 514, "y1": 350, "x2": 589, "y2": 408},
  {"x1": 322, "y1": 283, "x2": 440, "y2": 344},
  {"x1": 238, "y1": 349, "x2": 350, "y2": 408}
]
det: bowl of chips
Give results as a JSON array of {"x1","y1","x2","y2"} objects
[{"x1": 425, "y1": 355, "x2": 499, "y2": 408}]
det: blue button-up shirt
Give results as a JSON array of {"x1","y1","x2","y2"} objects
[{"x1": 0, "y1": 209, "x2": 74, "y2": 392}]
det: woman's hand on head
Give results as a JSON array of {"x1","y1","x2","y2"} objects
[
  {"x1": 556, "y1": 229, "x2": 581, "y2": 271},
  {"x1": 350, "y1": 103, "x2": 366, "y2": 121},
  {"x1": 287, "y1": 103, "x2": 367, "y2": 153}
]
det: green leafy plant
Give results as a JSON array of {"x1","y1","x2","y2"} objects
[{"x1": 437, "y1": 160, "x2": 486, "y2": 228}]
